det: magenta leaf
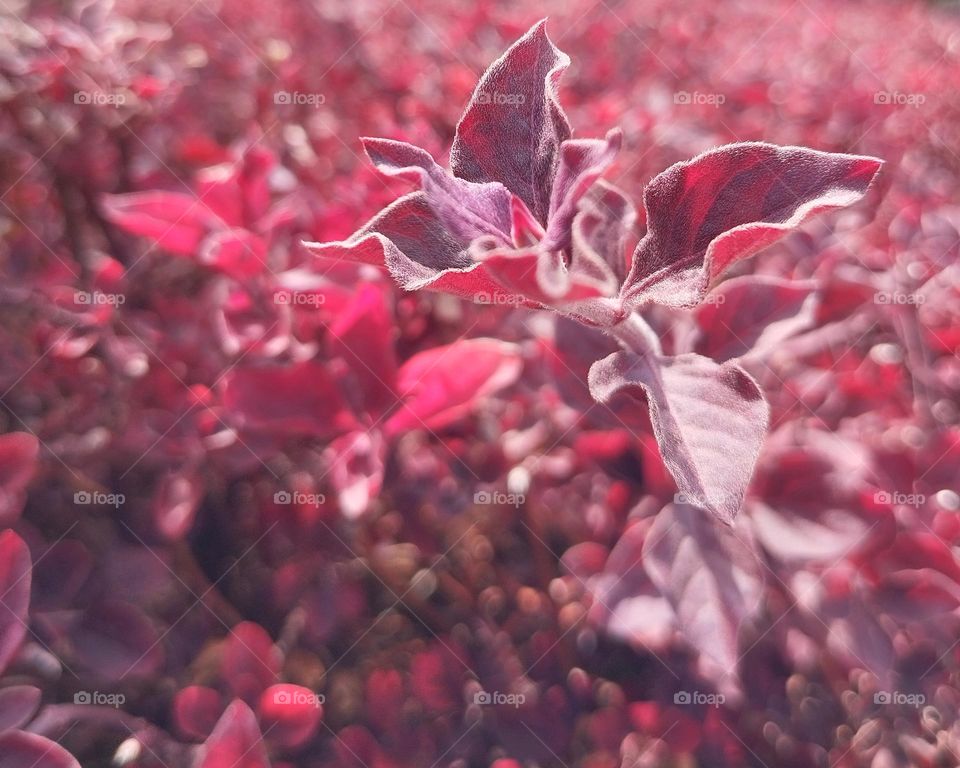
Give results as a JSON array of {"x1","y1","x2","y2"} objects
[
  {"x1": 257, "y1": 683, "x2": 323, "y2": 749},
  {"x1": 544, "y1": 128, "x2": 622, "y2": 250},
  {"x1": 102, "y1": 191, "x2": 220, "y2": 255},
  {"x1": 570, "y1": 180, "x2": 636, "y2": 287},
  {"x1": 0, "y1": 731, "x2": 80, "y2": 768},
  {"x1": 68, "y1": 600, "x2": 164, "y2": 680},
  {"x1": 589, "y1": 351, "x2": 768, "y2": 524},
  {"x1": 0, "y1": 530, "x2": 31, "y2": 675},
  {"x1": 362, "y1": 138, "x2": 512, "y2": 243},
  {"x1": 0, "y1": 433, "x2": 38, "y2": 528},
  {"x1": 173, "y1": 685, "x2": 225, "y2": 741},
  {"x1": 450, "y1": 19, "x2": 571, "y2": 224},
  {"x1": 221, "y1": 361, "x2": 359, "y2": 438},
  {"x1": 221, "y1": 622, "x2": 281, "y2": 705},
  {"x1": 197, "y1": 700, "x2": 271, "y2": 768},
  {"x1": 622, "y1": 143, "x2": 883, "y2": 308},
  {"x1": 199, "y1": 229, "x2": 268, "y2": 279},
  {"x1": 642, "y1": 503, "x2": 763, "y2": 679},
  {"x1": 693, "y1": 275, "x2": 819, "y2": 362},
  {"x1": 304, "y1": 193, "x2": 527, "y2": 305},
  {"x1": 0, "y1": 686, "x2": 41, "y2": 733},
  {"x1": 324, "y1": 430, "x2": 385, "y2": 519},
  {"x1": 385, "y1": 339, "x2": 522, "y2": 436}
]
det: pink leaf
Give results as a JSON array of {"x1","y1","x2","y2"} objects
[
  {"x1": 197, "y1": 700, "x2": 271, "y2": 768},
  {"x1": 0, "y1": 686, "x2": 41, "y2": 732},
  {"x1": 199, "y1": 229, "x2": 268, "y2": 279},
  {"x1": 385, "y1": 339, "x2": 522, "y2": 436},
  {"x1": 305, "y1": 193, "x2": 527, "y2": 305},
  {"x1": 222, "y1": 622, "x2": 281, "y2": 705},
  {"x1": 589, "y1": 351, "x2": 768, "y2": 524},
  {"x1": 623, "y1": 143, "x2": 883, "y2": 307},
  {"x1": 0, "y1": 433, "x2": 39, "y2": 528},
  {"x1": 221, "y1": 361, "x2": 359, "y2": 438},
  {"x1": 450, "y1": 19, "x2": 571, "y2": 224},
  {"x1": 324, "y1": 431, "x2": 385, "y2": 519},
  {"x1": 0, "y1": 531, "x2": 31, "y2": 676},
  {"x1": 570, "y1": 180, "x2": 636, "y2": 287},
  {"x1": 326, "y1": 284, "x2": 398, "y2": 417},
  {"x1": 68, "y1": 600, "x2": 164, "y2": 680},
  {"x1": 544, "y1": 128, "x2": 622, "y2": 250},
  {"x1": 693, "y1": 275, "x2": 819, "y2": 362},
  {"x1": 361, "y1": 138, "x2": 512, "y2": 243},
  {"x1": 102, "y1": 191, "x2": 220, "y2": 255},
  {"x1": 0, "y1": 731, "x2": 80, "y2": 768},
  {"x1": 173, "y1": 685, "x2": 225, "y2": 741},
  {"x1": 643, "y1": 503, "x2": 763, "y2": 678},
  {"x1": 257, "y1": 684, "x2": 323, "y2": 749}
]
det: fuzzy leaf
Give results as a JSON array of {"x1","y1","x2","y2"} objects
[
  {"x1": 623, "y1": 143, "x2": 883, "y2": 307},
  {"x1": 450, "y1": 19, "x2": 571, "y2": 224},
  {"x1": 643, "y1": 503, "x2": 763, "y2": 677},
  {"x1": 589, "y1": 351, "x2": 768, "y2": 524}
]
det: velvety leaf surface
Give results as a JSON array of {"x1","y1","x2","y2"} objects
[
  {"x1": 623, "y1": 143, "x2": 883, "y2": 307},
  {"x1": 589, "y1": 351, "x2": 768, "y2": 523},
  {"x1": 643, "y1": 503, "x2": 763, "y2": 678},
  {"x1": 450, "y1": 19, "x2": 571, "y2": 223}
]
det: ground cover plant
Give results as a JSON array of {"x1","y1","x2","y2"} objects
[{"x1": 0, "y1": 0, "x2": 959, "y2": 766}]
